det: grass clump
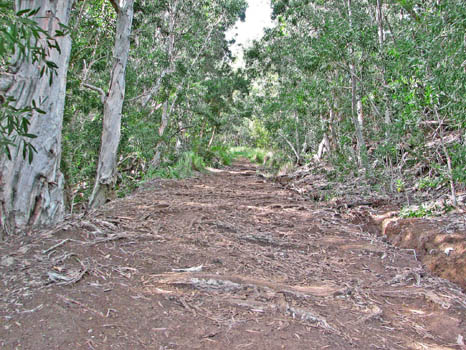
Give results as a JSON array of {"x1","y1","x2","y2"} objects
[
  {"x1": 230, "y1": 147, "x2": 269, "y2": 163},
  {"x1": 146, "y1": 151, "x2": 206, "y2": 180}
]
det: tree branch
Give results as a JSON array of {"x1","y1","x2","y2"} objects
[
  {"x1": 82, "y1": 83, "x2": 106, "y2": 104},
  {"x1": 108, "y1": 0, "x2": 119, "y2": 13},
  {"x1": 279, "y1": 131, "x2": 300, "y2": 163}
]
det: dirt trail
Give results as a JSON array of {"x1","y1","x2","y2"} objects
[{"x1": 1, "y1": 160, "x2": 465, "y2": 349}]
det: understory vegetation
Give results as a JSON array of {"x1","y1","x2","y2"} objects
[
  {"x1": 242, "y1": 0, "x2": 465, "y2": 204},
  {"x1": 1, "y1": 0, "x2": 464, "y2": 227}
]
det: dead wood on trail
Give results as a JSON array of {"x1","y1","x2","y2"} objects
[{"x1": 0, "y1": 160, "x2": 465, "y2": 349}]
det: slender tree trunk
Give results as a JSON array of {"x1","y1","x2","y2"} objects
[
  {"x1": 376, "y1": 0, "x2": 384, "y2": 47},
  {"x1": 208, "y1": 126, "x2": 216, "y2": 148},
  {"x1": 0, "y1": 0, "x2": 74, "y2": 235},
  {"x1": 149, "y1": 12, "x2": 225, "y2": 163},
  {"x1": 347, "y1": 0, "x2": 368, "y2": 170},
  {"x1": 376, "y1": 0, "x2": 392, "y2": 139},
  {"x1": 434, "y1": 111, "x2": 458, "y2": 207},
  {"x1": 175, "y1": 120, "x2": 184, "y2": 153},
  {"x1": 151, "y1": 101, "x2": 171, "y2": 167},
  {"x1": 294, "y1": 111, "x2": 301, "y2": 163},
  {"x1": 148, "y1": 1, "x2": 180, "y2": 168},
  {"x1": 142, "y1": 0, "x2": 179, "y2": 107},
  {"x1": 328, "y1": 106, "x2": 338, "y2": 153},
  {"x1": 89, "y1": 0, "x2": 134, "y2": 208}
]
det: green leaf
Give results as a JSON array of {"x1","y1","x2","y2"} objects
[
  {"x1": 46, "y1": 60, "x2": 58, "y2": 69},
  {"x1": 34, "y1": 107, "x2": 46, "y2": 114},
  {"x1": 16, "y1": 9, "x2": 31, "y2": 16}
]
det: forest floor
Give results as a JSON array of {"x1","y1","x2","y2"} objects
[{"x1": 1, "y1": 160, "x2": 465, "y2": 350}]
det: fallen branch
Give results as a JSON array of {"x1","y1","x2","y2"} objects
[
  {"x1": 152, "y1": 272, "x2": 338, "y2": 297},
  {"x1": 42, "y1": 239, "x2": 71, "y2": 254},
  {"x1": 57, "y1": 294, "x2": 105, "y2": 317},
  {"x1": 58, "y1": 265, "x2": 89, "y2": 286},
  {"x1": 85, "y1": 234, "x2": 128, "y2": 246}
]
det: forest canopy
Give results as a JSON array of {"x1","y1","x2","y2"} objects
[{"x1": 0, "y1": 0, "x2": 464, "y2": 234}]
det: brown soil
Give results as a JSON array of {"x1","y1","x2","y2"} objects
[
  {"x1": 1, "y1": 160, "x2": 465, "y2": 350},
  {"x1": 380, "y1": 216, "x2": 466, "y2": 290}
]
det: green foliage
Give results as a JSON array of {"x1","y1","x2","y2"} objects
[
  {"x1": 203, "y1": 144, "x2": 234, "y2": 167},
  {"x1": 228, "y1": 146, "x2": 285, "y2": 169},
  {"x1": 230, "y1": 146, "x2": 264, "y2": 163},
  {"x1": 399, "y1": 204, "x2": 441, "y2": 218},
  {"x1": 395, "y1": 179, "x2": 405, "y2": 193},
  {"x1": 450, "y1": 143, "x2": 466, "y2": 184},
  {"x1": 248, "y1": 119, "x2": 271, "y2": 148},
  {"x1": 240, "y1": 0, "x2": 466, "y2": 193},
  {"x1": 145, "y1": 151, "x2": 206, "y2": 180},
  {"x1": 0, "y1": 97, "x2": 41, "y2": 162},
  {"x1": 0, "y1": 4, "x2": 64, "y2": 77},
  {"x1": 56, "y1": 0, "x2": 465, "y2": 213},
  {"x1": 61, "y1": 0, "x2": 249, "y2": 207},
  {"x1": 416, "y1": 176, "x2": 441, "y2": 191}
]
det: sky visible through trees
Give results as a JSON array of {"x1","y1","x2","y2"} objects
[
  {"x1": 227, "y1": 0, "x2": 274, "y2": 66},
  {"x1": 0, "y1": 0, "x2": 464, "y2": 234}
]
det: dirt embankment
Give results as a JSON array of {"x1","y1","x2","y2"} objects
[
  {"x1": 1, "y1": 160, "x2": 465, "y2": 349},
  {"x1": 376, "y1": 215, "x2": 465, "y2": 290},
  {"x1": 278, "y1": 163, "x2": 466, "y2": 292}
]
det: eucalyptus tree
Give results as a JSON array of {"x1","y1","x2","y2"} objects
[
  {"x1": 61, "y1": 0, "x2": 247, "y2": 206},
  {"x1": 243, "y1": 0, "x2": 464, "y2": 198},
  {"x1": 0, "y1": 1, "x2": 74, "y2": 234},
  {"x1": 62, "y1": 1, "x2": 118, "y2": 208},
  {"x1": 127, "y1": 0, "x2": 247, "y2": 167},
  {"x1": 89, "y1": 0, "x2": 134, "y2": 208}
]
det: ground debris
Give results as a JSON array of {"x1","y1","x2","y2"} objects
[{"x1": 0, "y1": 160, "x2": 464, "y2": 350}]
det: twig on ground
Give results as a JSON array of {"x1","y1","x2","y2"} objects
[
  {"x1": 85, "y1": 234, "x2": 128, "y2": 246},
  {"x1": 42, "y1": 239, "x2": 71, "y2": 254},
  {"x1": 57, "y1": 294, "x2": 105, "y2": 317},
  {"x1": 57, "y1": 265, "x2": 89, "y2": 286}
]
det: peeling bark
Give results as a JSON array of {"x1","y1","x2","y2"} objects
[
  {"x1": 89, "y1": 0, "x2": 134, "y2": 208},
  {"x1": 0, "y1": 0, "x2": 74, "y2": 235}
]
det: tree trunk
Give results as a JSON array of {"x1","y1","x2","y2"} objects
[
  {"x1": 0, "y1": 0, "x2": 74, "y2": 235},
  {"x1": 376, "y1": 0, "x2": 384, "y2": 47},
  {"x1": 208, "y1": 126, "x2": 216, "y2": 148},
  {"x1": 151, "y1": 101, "x2": 171, "y2": 167},
  {"x1": 149, "y1": 10, "x2": 224, "y2": 164},
  {"x1": 375, "y1": 0, "x2": 392, "y2": 139},
  {"x1": 347, "y1": 0, "x2": 368, "y2": 170},
  {"x1": 142, "y1": 0, "x2": 179, "y2": 107},
  {"x1": 149, "y1": 1, "x2": 180, "y2": 167},
  {"x1": 89, "y1": 0, "x2": 134, "y2": 208}
]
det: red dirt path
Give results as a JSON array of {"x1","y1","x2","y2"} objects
[{"x1": 1, "y1": 160, "x2": 465, "y2": 349}]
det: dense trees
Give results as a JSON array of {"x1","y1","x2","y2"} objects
[
  {"x1": 62, "y1": 0, "x2": 247, "y2": 210},
  {"x1": 243, "y1": 0, "x2": 465, "y2": 200},
  {"x1": 1, "y1": 0, "x2": 464, "y2": 234},
  {"x1": 1, "y1": 0, "x2": 247, "y2": 233}
]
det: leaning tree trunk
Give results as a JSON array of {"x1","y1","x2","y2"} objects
[
  {"x1": 0, "y1": 0, "x2": 74, "y2": 235},
  {"x1": 89, "y1": 0, "x2": 134, "y2": 208}
]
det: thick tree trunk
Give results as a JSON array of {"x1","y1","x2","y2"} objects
[
  {"x1": 89, "y1": 0, "x2": 134, "y2": 208},
  {"x1": 0, "y1": 0, "x2": 74, "y2": 235}
]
